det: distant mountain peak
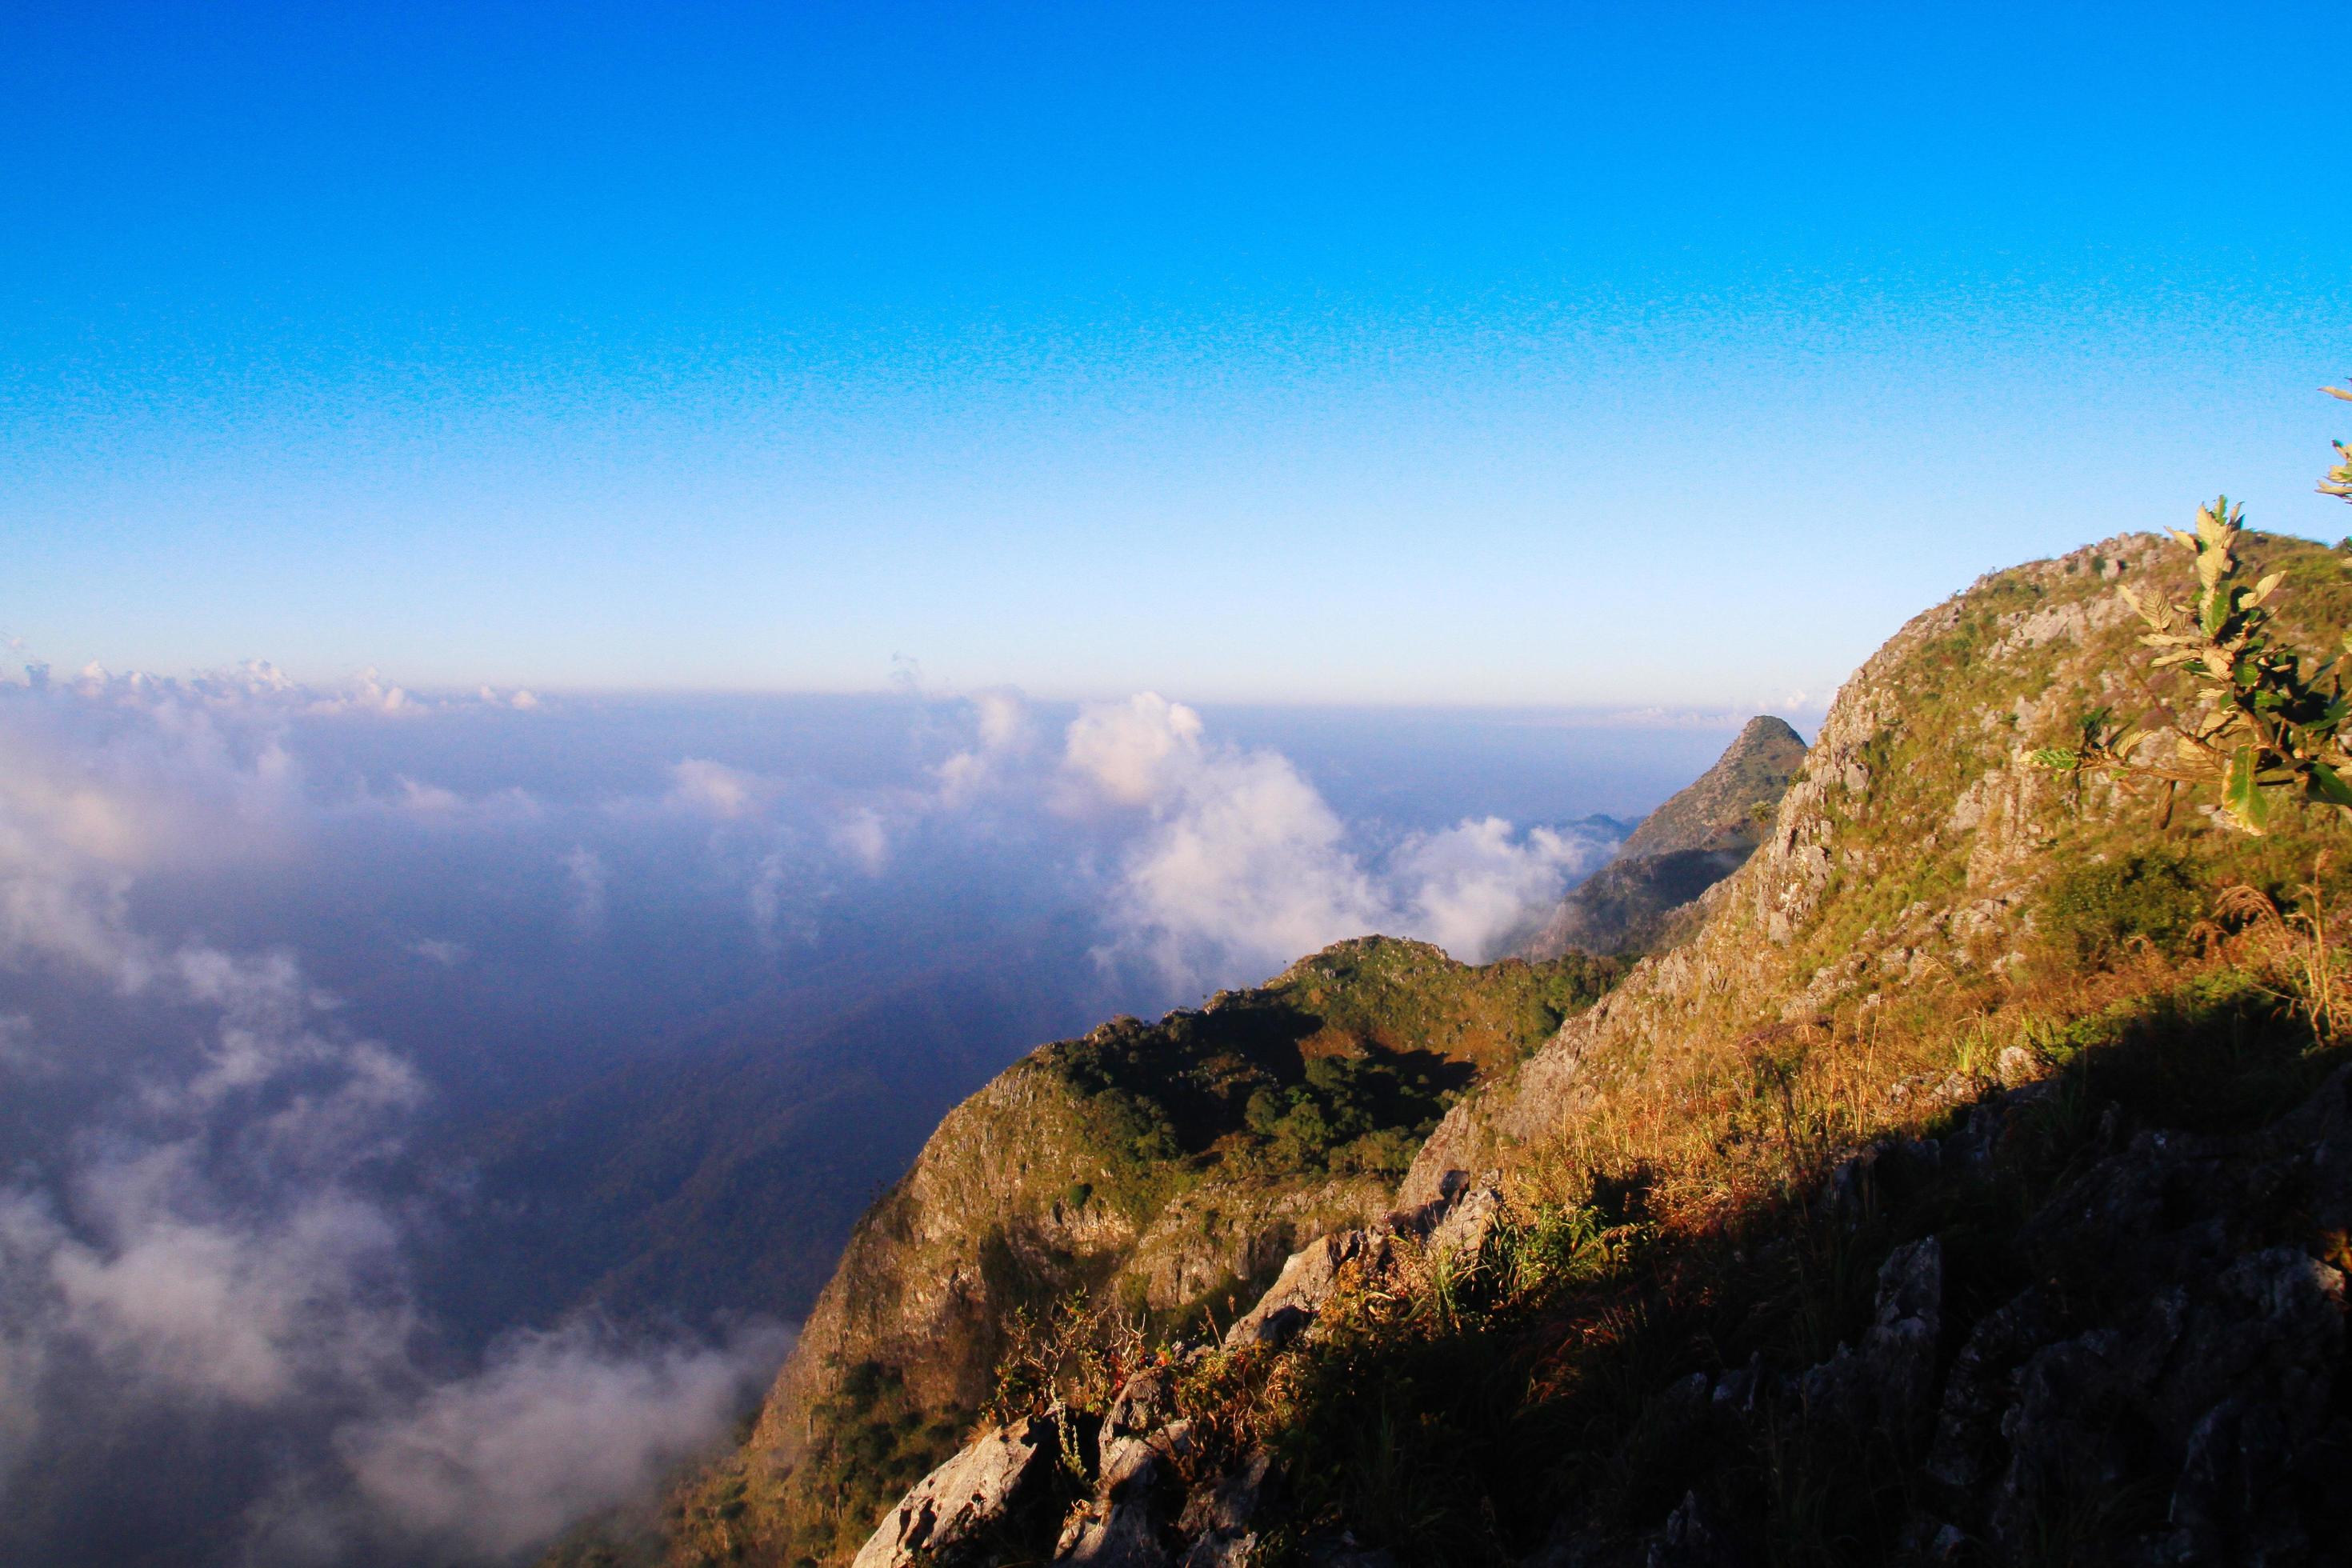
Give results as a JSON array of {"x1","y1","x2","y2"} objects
[
  {"x1": 1517, "y1": 714, "x2": 1808, "y2": 959},
  {"x1": 1618, "y1": 714, "x2": 1808, "y2": 860}
]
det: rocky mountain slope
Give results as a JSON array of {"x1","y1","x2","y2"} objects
[
  {"x1": 644, "y1": 940, "x2": 1619, "y2": 1567},
  {"x1": 1518, "y1": 715, "x2": 1807, "y2": 958},
  {"x1": 625, "y1": 523, "x2": 2352, "y2": 1568}
]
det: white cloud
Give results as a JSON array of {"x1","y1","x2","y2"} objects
[
  {"x1": 1390, "y1": 816, "x2": 1614, "y2": 962},
  {"x1": 830, "y1": 806, "x2": 890, "y2": 874},
  {"x1": 934, "y1": 688, "x2": 1035, "y2": 804},
  {"x1": 0, "y1": 679, "x2": 786, "y2": 1562},
  {"x1": 667, "y1": 758, "x2": 773, "y2": 820},
  {"x1": 339, "y1": 1318, "x2": 790, "y2": 1559},
  {"x1": 46, "y1": 1165, "x2": 414, "y2": 1408},
  {"x1": 1065, "y1": 695, "x2": 1384, "y2": 989},
  {"x1": 747, "y1": 846, "x2": 814, "y2": 947},
  {"x1": 395, "y1": 777, "x2": 463, "y2": 813},
  {"x1": 1064, "y1": 695, "x2": 1619, "y2": 985},
  {"x1": 1064, "y1": 692, "x2": 1206, "y2": 806},
  {"x1": 0, "y1": 665, "x2": 1629, "y2": 1558},
  {"x1": 560, "y1": 846, "x2": 609, "y2": 934}
]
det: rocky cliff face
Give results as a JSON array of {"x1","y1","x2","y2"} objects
[
  {"x1": 646, "y1": 529, "x2": 2352, "y2": 1568},
  {"x1": 666, "y1": 939, "x2": 1619, "y2": 1566},
  {"x1": 1518, "y1": 715, "x2": 1807, "y2": 959}
]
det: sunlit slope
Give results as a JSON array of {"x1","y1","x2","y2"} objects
[
  {"x1": 1414, "y1": 529, "x2": 2352, "y2": 1208},
  {"x1": 678, "y1": 938, "x2": 1620, "y2": 1566}
]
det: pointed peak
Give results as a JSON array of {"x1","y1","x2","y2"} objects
[{"x1": 1617, "y1": 716, "x2": 1808, "y2": 862}]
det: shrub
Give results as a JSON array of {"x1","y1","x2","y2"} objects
[{"x1": 2042, "y1": 848, "x2": 2206, "y2": 961}]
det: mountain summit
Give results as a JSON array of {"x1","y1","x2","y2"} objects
[
  {"x1": 1518, "y1": 714, "x2": 1808, "y2": 958},
  {"x1": 606, "y1": 527, "x2": 2352, "y2": 1568},
  {"x1": 1617, "y1": 714, "x2": 1809, "y2": 858}
]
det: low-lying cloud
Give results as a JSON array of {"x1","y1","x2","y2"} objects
[
  {"x1": 0, "y1": 670, "x2": 790, "y2": 1564},
  {"x1": 335, "y1": 1318, "x2": 790, "y2": 1561},
  {"x1": 0, "y1": 658, "x2": 1645, "y2": 1562}
]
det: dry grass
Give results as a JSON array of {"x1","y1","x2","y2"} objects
[
  {"x1": 1506, "y1": 928, "x2": 2284, "y2": 1240},
  {"x1": 2209, "y1": 852, "x2": 2346, "y2": 1042}
]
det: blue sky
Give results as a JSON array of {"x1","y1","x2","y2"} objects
[{"x1": 2, "y1": 1, "x2": 2346, "y2": 702}]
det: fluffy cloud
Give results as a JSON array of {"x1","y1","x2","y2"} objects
[
  {"x1": 0, "y1": 666, "x2": 1634, "y2": 1562},
  {"x1": 339, "y1": 1318, "x2": 791, "y2": 1559},
  {"x1": 666, "y1": 758, "x2": 774, "y2": 820},
  {"x1": 41, "y1": 1166, "x2": 414, "y2": 1408},
  {"x1": 1065, "y1": 695, "x2": 1382, "y2": 988},
  {"x1": 1390, "y1": 817, "x2": 1614, "y2": 962},
  {"x1": 830, "y1": 806, "x2": 891, "y2": 873},
  {"x1": 1063, "y1": 692, "x2": 1206, "y2": 806},
  {"x1": 1061, "y1": 695, "x2": 1606, "y2": 989},
  {"x1": 0, "y1": 679, "x2": 790, "y2": 1564},
  {"x1": 934, "y1": 687, "x2": 1034, "y2": 803},
  {"x1": 560, "y1": 845, "x2": 610, "y2": 934},
  {"x1": 0, "y1": 678, "x2": 306, "y2": 984}
]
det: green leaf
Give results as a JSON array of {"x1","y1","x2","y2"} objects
[
  {"x1": 2308, "y1": 761, "x2": 2352, "y2": 809},
  {"x1": 2224, "y1": 746, "x2": 2270, "y2": 834},
  {"x1": 2202, "y1": 590, "x2": 2230, "y2": 638},
  {"x1": 2029, "y1": 747, "x2": 2080, "y2": 771}
]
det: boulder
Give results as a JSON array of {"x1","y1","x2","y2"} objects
[
  {"x1": 1223, "y1": 1180, "x2": 1498, "y2": 1349},
  {"x1": 853, "y1": 1415, "x2": 1057, "y2": 1568}
]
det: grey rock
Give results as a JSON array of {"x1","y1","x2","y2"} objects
[
  {"x1": 1055, "y1": 1482, "x2": 1174, "y2": 1568},
  {"x1": 1794, "y1": 1236, "x2": 1942, "y2": 1432},
  {"x1": 1983, "y1": 1329, "x2": 2135, "y2": 1554},
  {"x1": 1054, "y1": 1370, "x2": 1206, "y2": 1568},
  {"x1": 1926, "y1": 1287, "x2": 2058, "y2": 1502},
  {"x1": 1182, "y1": 1530, "x2": 1258, "y2": 1568},
  {"x1": 1709, "y1": 1353, "x2": 1762, "y2": 1419},
  {"x1": 853, "y1": 1414, "x2": 1057, "y2": 1568},
  {"x1": 1178, "y1": 1448, "x2": 1279, "y2": 1538},
  {"x1": 1645, "y1": 1490, "x2": 1748, "y2": 1568},
  {"x1": 1104, "y1": 1368, "x2": 1175, "y2": 1442},
  {"x1": 1823, "y1": 1136, "x2": 1942, "y2": 1222},
  {"x1": 1424, "y1": 1182, "x2": 1505, "y2": 1257},
  {"x1": 1223, "y1": 1180, "x2": 1494, "y2": 1349},
  {"x1": 1223, "y1": 1227, "x2": 1380, "y2": 1347}
]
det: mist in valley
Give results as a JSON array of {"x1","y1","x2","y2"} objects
[{"x1": 0, "y1": 662, "x2": 1740, "y2": 1563}]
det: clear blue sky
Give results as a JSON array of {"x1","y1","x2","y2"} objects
[{"x1": 2, "y1": 2, "x2": 2345, "y2": 704}]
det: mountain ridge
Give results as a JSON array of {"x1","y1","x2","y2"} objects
[
  {"x1": 652, "y1": 939, "x2": 1621, "y2": 1566},
  {"x1": 618, "y1": 524, "x2": 2352, "y2": 1568}
]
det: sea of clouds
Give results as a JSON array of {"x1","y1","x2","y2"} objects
[{"x1": 0, "y1": 657, "x2": 1719, "y2": 1564}]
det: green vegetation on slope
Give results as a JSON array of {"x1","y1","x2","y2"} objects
[
  {"x1": 1618, "y1": 714, "x2": 1810, "y2": 860},
  {"x1": 571, "y1": 393, "x2": 2352, "y2": 1568},
  {"x1": 1103, "y1": 422, "x2": 2352, "y2": 1566},
  {"x1": 661, "y1": 938, "x2": 1625, "y2": 1568},
  {"x1": 1051, "y1": 938, "x2": 1626, "y2": 1202}
]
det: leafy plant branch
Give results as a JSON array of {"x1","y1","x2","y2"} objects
[{"x1": 2034, "y1": 385, "x2": 2352, "y2": 834}]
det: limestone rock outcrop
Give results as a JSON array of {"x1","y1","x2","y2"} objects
[{"x1": 852, "y1": 1416, "x2": 1058, "y2": 1568}]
